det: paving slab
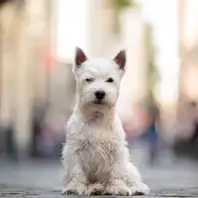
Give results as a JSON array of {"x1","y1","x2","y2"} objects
[{"x1": 1, "y1": 184, "x2": 198, "y2": 198}]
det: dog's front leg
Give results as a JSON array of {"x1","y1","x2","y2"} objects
[
  {"x1": 104, "y1": 179, "x2": 131, "y2": 196},
  {"x1": 126, "y1": 163, "x2": 150, "y2": 195},
  {"x1": 62, "y1": 146, "x2": 87, "y2": 195},
  {"x1": 62, "y1": 164, "x2": 87, "y2": 195},
  {"x1": 104, "y1": 164, "x2": 131, "y2": 196}
]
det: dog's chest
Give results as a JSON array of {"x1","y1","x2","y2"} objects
[{"x1": 76, "y1": 127, "x2": 120, "y2": 178}]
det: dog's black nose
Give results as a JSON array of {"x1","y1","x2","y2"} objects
[{"x1": 95, "y1": 90, "x2": 105, "y2": 100}]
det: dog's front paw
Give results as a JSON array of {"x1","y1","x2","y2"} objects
[
  {"x1": 104, "y1": 183, "x2": 131, "y2": 196},
  {"x1": 62, "y1": 183, "x2": 87, "y2": 195},
  {"x1": 130, "y1": 183, "x2": 150, "y2": 195},
  {"x1": 87, "y1": 183, "x2": 104, "y2": 195}
]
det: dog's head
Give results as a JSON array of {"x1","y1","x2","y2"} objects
[{"x1": 73, "y1": 47, "x2": 126, "y2": 112}]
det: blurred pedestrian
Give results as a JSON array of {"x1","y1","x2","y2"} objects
[
  {"x1": 30, "y1": 103, "x2": 46, "y2": 158},
  {"x1": 187, "y1": 102, "x2": 198, "y2": 159},
  {"x1": 142, "y1": 97, "x2": 160, "y2": 165},
  {"x1": 173, "y1": 101, "x2": 198, "y2": 160}
]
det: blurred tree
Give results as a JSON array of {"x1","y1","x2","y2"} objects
[
  {"x1": 111, "y1": 0, "x2": 138, "y2": 34},
  {"x1": 0, "y1": 0, "x2": 12, "y2": 7},
  {"x1": 0, "y1": 0, "x2": 24, "y2": 8},
  {"x1": 144, "y1": 23, "x2": 159, "y2": 102}
]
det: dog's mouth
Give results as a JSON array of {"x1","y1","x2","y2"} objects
[{"x1": 93, "y1": 100, "x2": 105, "y2": 105}]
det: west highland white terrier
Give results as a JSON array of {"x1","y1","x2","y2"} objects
[{"x1": 61, "y1": 47, "x2": 150, "y2": 196}]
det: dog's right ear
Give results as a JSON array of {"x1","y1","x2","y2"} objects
[
  {"x1": 75, "y1": 47, "x2": 88, "y2": 67},
  {"x1": 113, "y1": 50, "x2": 126, "y2": 70}
]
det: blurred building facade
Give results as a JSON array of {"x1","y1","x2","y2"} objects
[
  {"x1": 0, "y1": 0, "x2": 51, "y2": 156},
  {"x1": 0, "y1": 0, "x2": 198, "y2": 157},
  {"x1": 179, "y1": 0, "x2": 198, "y2": 101}
]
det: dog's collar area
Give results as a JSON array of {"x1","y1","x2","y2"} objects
[
  {"x1": 94, "y1": 111, "x2": 102, "y2": 118},
  {"x1": 89, "y1": 111, "x2": 106, "y2": 122}
]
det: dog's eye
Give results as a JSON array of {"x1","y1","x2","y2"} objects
[
  {"x1": 85, "y1": 78, "x2": 94, "y2": 83},
  {"x1": 106, "y1": 78, "x2": 114, "y2": 83}
]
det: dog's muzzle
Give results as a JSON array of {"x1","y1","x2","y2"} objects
[
  {"x1": 93, "y1": 90, "x2": 106, "y2": 105},
  {"x1": 95, "y1": 90, "x2": 105, "y2": 100}
]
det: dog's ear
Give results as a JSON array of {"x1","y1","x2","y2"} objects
[
  {"x1": 75, "y1": 47, "x2": 88, "y2": 67},
  {"x1": 113, "y1": 50, "x2": 126, "y2": 70}
]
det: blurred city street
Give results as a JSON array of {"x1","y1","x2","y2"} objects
[{"x1": 1, "y1": 0, "x2": 198, "y2": 197}]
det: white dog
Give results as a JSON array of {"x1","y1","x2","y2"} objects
[{"x1": 61, "y1": 47, "x2": 150, "y2": 196}]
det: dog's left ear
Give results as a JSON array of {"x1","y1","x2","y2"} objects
[{"x1": 113, "y1": 50, "x2": 126, "y2": 70}]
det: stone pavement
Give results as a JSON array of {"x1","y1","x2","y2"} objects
[
  {"x1": 0, "y1": 159, "x2": 198, "y2": 198},
  {"x1": 0, "y1": 145, "x2": 198, "y2": 197},
  {"x1": 1, "y1": 185, "x2": 198, "y2": 198}
]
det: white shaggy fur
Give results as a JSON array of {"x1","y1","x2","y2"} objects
[{"x1": 61, "y1": 48, "x2": 150, "y2": 196}]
